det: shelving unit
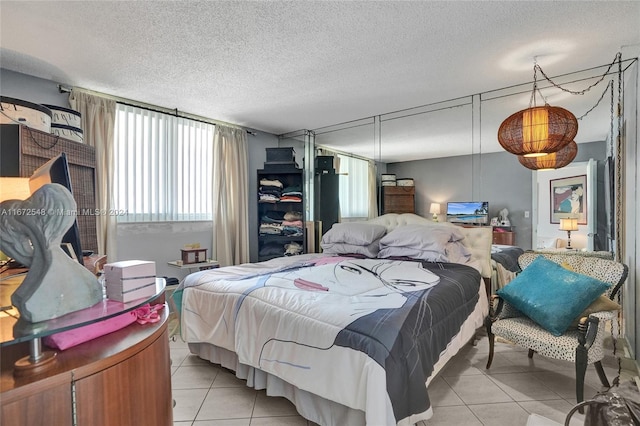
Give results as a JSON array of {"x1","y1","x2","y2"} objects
[{"x1": 257, "y1": 168, "x2": 305, "y2": 261}]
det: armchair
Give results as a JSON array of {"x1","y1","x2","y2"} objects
[{"x1": 485, "y1": 252, "x2": 628, "y2": 406}]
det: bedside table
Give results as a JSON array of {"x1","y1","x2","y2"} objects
[{"x1": 167, "y1": 260, "x2": 219, "y2": 272}]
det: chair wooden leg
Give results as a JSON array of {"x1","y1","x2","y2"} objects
[
  {"x1": 575, "y1": 346, "x2": 588, "y2": 408},
  {"x1": 594, "y1": 361, "x2": 610, "y2": 388},
  {"x1": 485, "y1": 317, "x2": 494, "y2": 369},
  {"x1": 528, "y1": 348, "x2": 535, "y2": 359}
]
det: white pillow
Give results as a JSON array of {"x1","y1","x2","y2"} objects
[
  {"x1": 537, "y1": 236, "x2": 559, "y2": 249},
  {"x1": 378, "y1": 224, "x2": 466, "y2": 261},
  {"x1": 321, "y1": 223, "x2": 387, "y2": 246},
  {"x1": 321, "y1": 241, "x2": 381, "y2": 258}
]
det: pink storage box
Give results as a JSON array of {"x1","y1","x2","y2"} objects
[{"x1": 104, "y1": 260, "x2": 157, "y2": 303}]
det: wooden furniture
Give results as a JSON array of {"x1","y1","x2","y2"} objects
[
  {"x1": 257, "y1": 167, "x2": 305, "y2": 261},
  {"x1": 1, "y1": 279, "x2": 172, "y2": 426},
  {"x1": 168, "y1": 259, "x2": 220, "y2": 271},
  {"x1": 382, "y1": 186, "x2": 415, "y2": 214},
  {"x1": 492, "y1": 227, "x2": 515, "y2": 245},
  {"x1": 180, "y1": 248, "x2": 208, "y2": 264},
  {"x1": 0, "y1": 124, "x2": 98, "y2": 253}
]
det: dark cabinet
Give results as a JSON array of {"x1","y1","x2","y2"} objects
[{"x1": 315, "y1": 172, "x2": 340, "y2": 236}]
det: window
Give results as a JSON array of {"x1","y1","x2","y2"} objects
[
  {"x1": 114, "y1": 104, "x2": 214, "y2": 222},
  {"x1": 337, "y1": 154, "x2": 370, "y2": 219}
]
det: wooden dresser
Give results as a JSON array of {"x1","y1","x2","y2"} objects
[
  {"x1": 492, "y1": 227, "x2": 515, "y2": 245},
  {"x1": 382, "y1": 186, "x2": 415, "y2": 214},
  {"x1": 1, "y1": 309, "x2": 172, "y2": 426},
  {"x1": 0, "y1": 277, "x2": 172, "y2": 426}
]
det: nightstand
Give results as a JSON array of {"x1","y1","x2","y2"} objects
[{"x1": 167, "y1": 260, "x2": 219, "y2": 272}]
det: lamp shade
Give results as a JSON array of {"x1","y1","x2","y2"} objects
[
  {"x1": 0, "y1": 177, "x2": 31, "y2": 202},
  {"x1": 559, "y1": 217, "x2": 578, "y2": 231},
  {"x1": 429, "y1": 203, "x2": 441, "y2": 214},
  {"x1": 498, "y1": 105, "x2": 578, "y2": 157},
  {"x1": 517, "y1": 141, "x2": 578, "y2": 171}
]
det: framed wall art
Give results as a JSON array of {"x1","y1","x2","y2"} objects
[{"x1": 550, "y1": 174, "x2": 587, "y2": 224}]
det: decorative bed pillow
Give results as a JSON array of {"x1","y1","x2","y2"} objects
[
  {"x1": 321, "y1": 241, "x2": 381, "y2": 258},
  {"x1": 445, "y1": 241, "x2": 472, "y2": 264},
  {"x1": 321, "y1": 223, "x2": 387, "y2": 245},
  {"x1": 378, "y1": 224, "x2": 465, "y2": 261},
  {"x1": 570, "y1": 295, "x2": 621, "y2": 327},
  {"x1": 536, "y1": 236, "x2": 559, "y2": 249},
  {"x1": 497, "y1": 256, "x2": 611, "y2": 336},
  {"x1": 378, "y1": 246, "x2": 448, "y2": 262}
]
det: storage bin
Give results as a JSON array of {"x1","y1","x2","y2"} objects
[{"x1": 396, "y1": 178, "x2": 414, "y2": 186}]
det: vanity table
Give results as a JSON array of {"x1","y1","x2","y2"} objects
[{"x1": 0, "y1": 276, "x2": 172, "y2": 426}]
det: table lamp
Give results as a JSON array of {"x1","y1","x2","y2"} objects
[
  {"x1": 559, "y1": 218, "x2": 579, "y2": 249},
  {"x1": 429, "y1": 203, "x2": 441, "y2": 222},
  {"x1": 0, "y1": 177, "x2": 31, "y2": 202}
]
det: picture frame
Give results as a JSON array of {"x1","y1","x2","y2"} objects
[{"x1": 550, "y1": 174, "x2": 587, "y2": 224}]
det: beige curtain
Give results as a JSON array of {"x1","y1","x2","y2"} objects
[
  {"x1": 212, "y1": 125, "x2": 249, "y2": 266},
  {"x1": 68, "y1": 89, "x2": 117, "y2": 258},
  {"x1": 368, "y1": 160, "x2": 378, "y2": 219}
]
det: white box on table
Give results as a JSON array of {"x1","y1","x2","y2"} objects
[{"x1": 104, "y1": 260, "x2": 157, "y2": 303}]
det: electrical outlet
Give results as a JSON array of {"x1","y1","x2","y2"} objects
[{"x1": 524, "y1": 211, "x2": 530, "y2": 218}]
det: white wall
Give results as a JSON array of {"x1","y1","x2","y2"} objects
[
  {"x1": 534, "y1": 161, "x2": 595, "y2": 250},
  {"x1": 116, "y1": 221, "x2": 213, "y2": 280}
]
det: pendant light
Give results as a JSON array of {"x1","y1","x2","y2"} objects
[
  {"x1": 498, "y1": 63, "x2": 578, "y2": 157},
  {"x1": 517, "y1": 140, "x2": 578, "y2": 170}
]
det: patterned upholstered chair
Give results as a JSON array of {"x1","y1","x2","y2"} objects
[{"x1": 485, "y1": 252, "x2": 628, "y2": 405}]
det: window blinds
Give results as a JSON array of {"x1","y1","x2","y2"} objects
[{"x1": 114, "y1": 104, "x2": 214, "y2": 222}]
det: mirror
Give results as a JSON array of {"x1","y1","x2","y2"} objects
[
  {"x1": 286, "y1": 60, "x2": 627, "y2": 253},
  {"x1": 313, "y1": 118, "x2": 376, "y2": 235}
]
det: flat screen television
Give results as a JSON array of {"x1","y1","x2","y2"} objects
[
  {"x1": 446, "y1": 201, "x2": 489, "y2": 225},
  {"x1": 29, "y1": 153, "x2": 85, "y2": 265}
]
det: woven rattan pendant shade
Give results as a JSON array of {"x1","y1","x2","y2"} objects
[
  {"x1": 498, "y1": 105, "x2": 578, "y2": 157},
  {"x1": 517, "y1": 140, "x2": 578, "y2": 170}
]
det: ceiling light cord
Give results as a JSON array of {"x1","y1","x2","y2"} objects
[
  {"x1": 576, "y1": 79, "x2": 614, "y2": 121},
  {"x1": 530, "y1": 52, "x2": 621, "y2": 120},
  {"x1": 535, "y1": 52, "x2": 622, "y2": 97}
]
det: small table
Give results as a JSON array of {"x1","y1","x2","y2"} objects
[{"x1": 167, "y1": 260, "x2": 219, "y2": 272}]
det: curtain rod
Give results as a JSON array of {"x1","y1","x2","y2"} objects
[{"x1": 57, "y1": 84, "x2": 257, "y2": 136}]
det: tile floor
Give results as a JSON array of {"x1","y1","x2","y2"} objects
[{"x1": 170, "y1": 329, "x2": 635, "y2": 426}]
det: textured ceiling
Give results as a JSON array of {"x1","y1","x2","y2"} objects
[{"x1": 1, "y1": 1, "x2": 639, "y2": 162}]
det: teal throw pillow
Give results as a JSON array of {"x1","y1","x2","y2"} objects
[{"x1": 496, "y1": 256, "x2": 611, "y2": 336}]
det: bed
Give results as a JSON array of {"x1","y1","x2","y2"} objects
[{"x1": 178, "y1": 213, "x2": 492, "y2": 425}]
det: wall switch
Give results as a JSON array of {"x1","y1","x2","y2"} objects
[{"x1": 524, "y1": 211, "x2": 530, "y2": 218}]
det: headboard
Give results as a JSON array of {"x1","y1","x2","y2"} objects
[{"x1": 365, "y1": 213, "x2": 493, "y2": 279}]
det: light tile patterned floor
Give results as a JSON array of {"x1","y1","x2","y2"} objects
[{"x1": 170, "y1": 329, "x2": 634, "y2": 426}]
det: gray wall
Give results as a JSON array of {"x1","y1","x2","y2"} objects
[
  {"x1": 0, "y1": 68, "x2": 70, "y2": 108},
  {"x1": 387, "y1": 142, "x2": 605, "y2": 250}
]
